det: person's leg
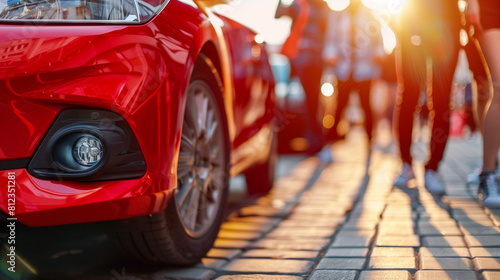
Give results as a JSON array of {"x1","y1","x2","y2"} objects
[
  {"x1": 464, "y1": 37, "x2": 492, "y2": 183},
  {"x1": 393, "y1": 37, "x2": 426, "y2": 187},
  {"x1": 478, "y1": 29, "x2": 500, "y2": 207},
  {"x1": 480, "y1": 29, "x2": 500, "y2": 172},
  {"x1": 465, "y1": 37, "x2": 491, "y2": 136},
  {"x1": 356, "y1": 80, "x2": 373, "y2": 141},
  {"x1": 298, "y1": 57, "x2": 324, "y2": 153},
  {"x1": 330, "y1": 78, "x2": 352, "y2": 141},
  {"x1": 425, "y1": 44, "x2": 460, "y2": 171},
  {"x1": 301, "y1": 66, "x2": 322, "y2": 130},
  {"x1": 394, "y1": 39, "x2": 426, "y2": 166},
  {"x1": 420, "y1": 41, "x2": 459, "y2": 194}
]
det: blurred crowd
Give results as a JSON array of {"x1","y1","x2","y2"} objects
[{"x1": 274, "y1": 0, "x2": 500, "y2": 208}]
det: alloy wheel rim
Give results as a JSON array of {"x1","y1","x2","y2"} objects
[{"x1": 176, "y1": 80, "x2": 225, "y2": 238}]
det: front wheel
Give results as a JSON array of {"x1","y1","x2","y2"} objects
[{"x1": 114, "y1": 55, "x2": 229, "y2": 265}]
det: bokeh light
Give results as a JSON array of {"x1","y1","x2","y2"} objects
[
  {"x1": 323, "y1": 115, "x2": 335, "y2": 129},
  {"x1": 321, "y1": 82, "x2": 335, "y2": 97}
]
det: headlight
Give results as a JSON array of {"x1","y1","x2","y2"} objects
[{"x1": 0, "y1": 0, "x2": 167, "y2": 22}]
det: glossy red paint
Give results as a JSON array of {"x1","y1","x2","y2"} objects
[
  {"x1": 221, "y1": 15, "x2": 276, "y2": 148},
  {"x1": 0, "y1": 169, "x2": 174, "y2": 226},
  {"x1": 0, "y1": 0, "x2": 276, "y2": 226}
]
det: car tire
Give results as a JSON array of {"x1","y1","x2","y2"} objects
[
  {"x1": 113, "y1": 55, "x2": 230, "y2": 265},
  {"x1": 244, "y1": 129, "x2": 277, "y2": 196}
]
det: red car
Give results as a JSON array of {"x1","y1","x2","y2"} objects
[{"x1": 0, "y1": 0, "x2": 277, "y2": 265}]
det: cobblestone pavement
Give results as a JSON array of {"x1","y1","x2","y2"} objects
[{"x1": 111, "y1": 128, "x2": 500, "y2": 280}]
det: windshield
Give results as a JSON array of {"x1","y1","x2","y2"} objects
[{"x1": 0, "y1": 0, "x2": 166, "y2": 22}]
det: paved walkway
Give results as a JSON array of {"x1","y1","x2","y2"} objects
[{"x1": 120, "y1": 127, "x2": 500, "y2": 280}]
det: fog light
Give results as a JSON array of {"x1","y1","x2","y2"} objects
[{"x1": 73, "y1": 136, "x2": 104, "y2": 166}]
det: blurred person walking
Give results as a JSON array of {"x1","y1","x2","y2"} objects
[
  {"x1": 393, "y1": 0, "x2": 461, "y2": 194},
  {"x1": 460, "y1": 2, "x2": 494, "y2": 184},
  {"x1": 275, "y1": 0, "x2": 330, "y2": 154},
  {"x1": 467, "y1": 0, "x2": 500, "y2": 208},
  {"x1": 322, "y1": 0, "x2": 385, "y2": 145}
]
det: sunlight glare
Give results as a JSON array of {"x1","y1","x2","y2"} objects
[
  {"x1": 360, "y1": 0, "x2": 405, "y2": 14},
  {"x1": 458, "y1": 0, "x2": 467, "y2": 12},
  {"x1": 381, "y1": 23, "x2": 397, "y2": 54},
  {"x1": 281, "y1": 0, "x2": 294, "y2": 5},
  {"x1": 325, "y1": 0, "x2": 350, "y2": 11},
  {"x1": 460, "y1": 29, "x2": 469, "y2": 46}
]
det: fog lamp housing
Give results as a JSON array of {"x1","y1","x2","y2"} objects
[{"x1": 28, "y1": 109, "x2": 147, "y2": 181}]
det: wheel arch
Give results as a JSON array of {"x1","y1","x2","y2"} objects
[
  {"x1": 199, "y1": 41, "x2": 223, "y2": 88},
  {"x1": 193, "y1": 40, "x2": 234, "y2": 143}
]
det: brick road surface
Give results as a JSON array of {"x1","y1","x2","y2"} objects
[{"x1": 108, "y1": 127, "x2": 500, "y2": 280}]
